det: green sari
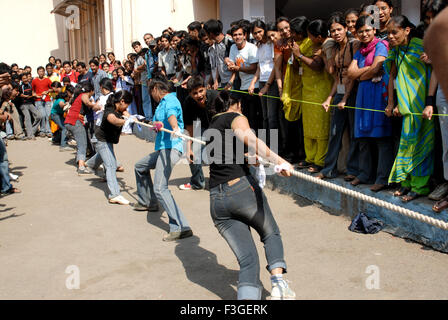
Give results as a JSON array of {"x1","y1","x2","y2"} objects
[{"x1": 385, "y1": 37, "x2": 434, "y2": 186}]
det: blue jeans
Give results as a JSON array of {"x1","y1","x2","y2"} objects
[
  {"x1": 51, "y1": 113, "x2": 67, "y2": 147},
  {"x1": 86, "y1": 141, "x2": 120, "y2": 199},
  {"x1": 0, "y1": 138, "x2": 12, "y2": 193},
  {"x1": 35, "y1": 101, "x2": 52, "y2": 134},
  {"x1": 141, "y1": 84, "x2": 153, "y2": 120},
  {"x1": 210, "y1": 175, "x2": 287, "y2": 300},
  {"x1": 65, "y1": 120, "x2": 87, "y2": 162},
  {"x1": 135, "y1": 149, "x2": 191, "y2": 232},
  {"x1": 437, "y1": 86, "x2": 448, "y2": 180},
  {"x1": 320, "y1": 93, "x2": 360, "y2": 178}
]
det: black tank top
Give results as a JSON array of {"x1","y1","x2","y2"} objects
[{"x1": 207, "y1": 112, "x2": 250, "y2": 189}]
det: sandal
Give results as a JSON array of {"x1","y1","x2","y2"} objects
[
  {"x1": 394, "y1": 187, "x2": 410, "y2": 197},
  {"x1": 401, "y1": 191, "x2": 421, "y2": 203},
  {"x1": 433, "y1": 197, "x2": 448, "y2": 213},
  {"x1": 308, "y1": 165, "x2": 323, "y2": 173},
  {"x1": 297, "y1": 161, "x2": 312, "y2": 169},
  {"x1": 315, "y1": 173, "x2": 325, "y2": 180},
  {"x1": 116, "y1": 166, "x2": 125, "y2": 172}
]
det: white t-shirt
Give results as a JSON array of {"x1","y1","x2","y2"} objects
[
  {"x1": 256, "y1": 42, "x2": 274, "y2": 83},
  {"x1": 95, "y1": 92, "x2": 113, "y2": 126},
  {"x1": 229, "y1": 42, "x2": 259, "y2": 90}
]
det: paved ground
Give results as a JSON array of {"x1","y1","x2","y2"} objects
[{"x1": 1, "y1": 135, "x2": 448, "y2": 300}]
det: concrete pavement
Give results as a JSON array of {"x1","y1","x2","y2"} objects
[{"x1": 0, "y1": 135, "x2": 448, "y2": 300}]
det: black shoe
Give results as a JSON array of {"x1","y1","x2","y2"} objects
[
  {"x1": 133, "y1": 203, "x2": 149, "y2": 211},
  {"x1": 162, "y1": 229, "x2": 193, "y2": 242}
]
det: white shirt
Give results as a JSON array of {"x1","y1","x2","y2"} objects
[
  {"x1": 95, "y1": 92, "x2": 113, "y2": 126},
  {"x1": 158, "y1": 48, "x2": 177, "y2": 76},
  {"x1": 256, "y1": 42, "x2": 274, "y2": 83},
  {"x1": 229, "y1": 42, "x2": 259, "y2": 90}
]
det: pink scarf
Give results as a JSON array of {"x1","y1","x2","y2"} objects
[{"x1": 360, "y1": 38, "x2": 389, "y2": 67}]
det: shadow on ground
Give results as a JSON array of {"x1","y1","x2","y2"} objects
[{"x1": 174, "y1": 235, "x2": 270, "y2": 300}]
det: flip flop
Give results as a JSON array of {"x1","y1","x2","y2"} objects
[{"x1": 433, "y1": 197, "x2": 448, "y2": 213}]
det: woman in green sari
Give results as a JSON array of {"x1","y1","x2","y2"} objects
[{"x1": 385, "y1": 15, "x2": 434, "y2": 202}]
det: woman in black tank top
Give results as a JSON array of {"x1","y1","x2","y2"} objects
[{"x1": 206, "y1": 91, "x2": 296, "y2": 300}]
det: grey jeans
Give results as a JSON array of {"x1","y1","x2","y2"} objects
[
  {"x1": 210, "y1": 175, "x2": 287, "y2": 300},
  {"x1": 65, "y1": 120, "x2": 87, "y2": 162},
  {"x1": 134, "y1": 149, "x2": 191, "y2": 232},
  {"x1": 20, "y1": 103, "x2": 42, "y2": 137}
]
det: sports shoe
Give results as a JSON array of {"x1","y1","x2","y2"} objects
[
  {"x1": 67, "y1": 139, "x2": 77, "y2": 146},
  {"x1": 9, "y1": 173, "x2": 19, "y2": 181},
  {"x1": 179, "y1": 183, "x2": 192, "y2": 190},
  {"x1": 270, "y1": 280, "x2": 296, "y2": 300},
  {"x1": 162, "y1": 229, "x2": 193, "y2": 242},
  {"x1": 109, "y1": 195, "x2": 130, "y2": 205},
  {"x1": 60, "y1": 146, "x2": 73, "y2": 152},
  {"x1": 77, "y1": 166, "x2": 93, "y2": 175}
]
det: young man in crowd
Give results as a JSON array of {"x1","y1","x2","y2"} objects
[
  {"x1": 89, "y1": 59, "x2": 108, "y2": 102},
  {"x1": 187, "y1": 21, "x2": 202, "y2": 41},
  {"x1": 46, "y1": 63, "x2": 59, "y2": 82},
  {"x1": 227, "y1": 23, "x2": 261, "y2": 131},
  {"x1": 199, "y1": 28, "x2": 214, "y2": 87},
  {"x1": 77, "y1": 62, "x2": 93, "y2": 83},
  {"x1": 60, "y1": 61, "x2": 79, "y2": 86},
  {"x1": 19, "y1": 73, "x2": 42, "y2": 139},
  {"x1": 179, "y1": 75, "x2": 217, "y2": 191},
  {"x1": 32, "y1": 66, "x2": 53, "y2": 137},
  {"x1": 133, "y1": 40, "x2": 153, "y2": 120},
  {"x1": 204, "y1": 19, "x2": 233, "y2": 89}
]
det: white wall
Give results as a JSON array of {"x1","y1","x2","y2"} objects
[{"x1": 0, "y1": 0, "x2": 66, "y2": 76}]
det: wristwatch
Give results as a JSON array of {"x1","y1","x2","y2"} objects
[{"x1": 298, "y1": 54, "x2": 304, "y2": 60}]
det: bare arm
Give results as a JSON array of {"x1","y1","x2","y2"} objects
[
  {"x1": 359, "y1": 56, "x2": 386, "y2": 81},
  {"x1": 106, "y1": 113, "x2": 126, "y2": 127}
]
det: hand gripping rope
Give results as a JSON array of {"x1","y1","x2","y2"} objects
[{"x1": 131, "y1": 118, "x2": 448, "y2": 231}]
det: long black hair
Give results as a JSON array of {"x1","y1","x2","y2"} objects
[
  {"x1": 307, "y1": 19, "x2": 329, "y2": 38},
  {"x1": 69, "y1": 82, "x2": 94, "y2": 104},
  {"x1": 251, "y1": 19, "x2": 267, "y2": 43},
  {"x1": 290, "y1": 16, "x2": 309, "y2": 38},
  {"x1": 210, "y1": 90, "x2": 240, "y2": 116},
  {"x1": 104, "y1": 90, "x2": 133, "y2": 111}
]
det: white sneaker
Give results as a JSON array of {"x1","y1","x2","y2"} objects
[
  {"x1": 9, "y1": 173, "x2": 19, "y2": 181},
  {"x1": 270, "y1": 280, "x2": 296, "y2": 300},
  {"x1": 179, "y1": 183, "x2": 192, "y2": 190},
  {"x1": 109, "y1": 195, "x2": 130, "y2": 205}
]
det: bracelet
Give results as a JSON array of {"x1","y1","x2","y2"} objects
[{"x1": 298, "y1": 54, "x2": 304, "y2": 60}]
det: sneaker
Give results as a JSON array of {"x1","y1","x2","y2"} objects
[
  {"x1": 270, "y1": 280, "x2": 296, "y2": 300},
  {"x1": 162, "y1": 229, "x2": 193, "y2": 242},
  {"x1": 38, "y1": 132, "x2": 46, "y2": 138},
  {"x1": 67, "y1": 139, "x2": 77, "y2": 146},
  {"x1": 6, "y1": 135, "x2": 14, "y2": 140},
  {"x1": 109, "y1": 195, "x2": 130, "y2": 205},
  {"x1": 9, "y1": 173, "x2": 19, "y2": 181},
  {"x1": 47, "y1": 133, "x2": 52, "y2": 138},
  {"x1": 77, "y1": 166, "x2": 93, "y2": 175},
  {"x1": 179, "y1": 183, "x2": 192, "y2": 190},
  {"x1": 60, "y1": 146, "x2": 73, "y2": 152}
]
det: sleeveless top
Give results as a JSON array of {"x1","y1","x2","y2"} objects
[
  {"x1": 207, "y1": 112, "x2": 250, "y2": 189},
  {"x1": 65, "y1": 93, "x2": 85, "y2": 126}
]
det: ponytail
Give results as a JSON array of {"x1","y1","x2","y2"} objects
[
  {"x1": 211, "y1": 90, "x2": 240, "y2": 116},
  {"x1": 104, "y1": 89, "x2": 133, "y2": 111},
  {"x1": 69, "y1": 82, "x2": 94, "y2": 104}
]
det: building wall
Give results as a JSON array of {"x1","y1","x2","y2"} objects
[
  {"x1": 1, "y1": 0, "x2": 67, "y2": 75},
  {"x1": 106, "y1": 0, "x2": 219, "y2": 61}
]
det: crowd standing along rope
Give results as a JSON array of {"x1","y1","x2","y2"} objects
[{"x1": 133, "y1": 118, "x2": 448, "y2": 231}]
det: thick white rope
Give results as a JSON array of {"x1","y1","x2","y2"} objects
[
  {"x1": 264, "y1": 159, "x2": 448, "y2": 231},
  {"x1": 132, "y1": 121, "x2": 448, "y2": 230}
]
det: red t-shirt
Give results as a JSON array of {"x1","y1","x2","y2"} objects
[
  {"x1": 60, "y1": 71, "x2": 79, "y2": 84},
  {"x1": 31, "y1": 77, "x2": 52, "y2": 102}
]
